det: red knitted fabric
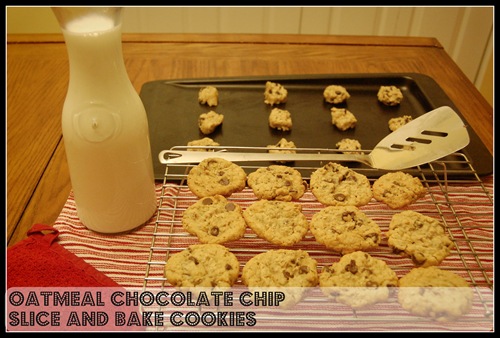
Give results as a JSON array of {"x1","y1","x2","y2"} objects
[{"x1": 7, "y1": 224, "x2": 120, "y2": 288}]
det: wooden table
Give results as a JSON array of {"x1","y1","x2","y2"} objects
[{"x1": 6, "y1": 33, "x2": 493, "y2": 247}]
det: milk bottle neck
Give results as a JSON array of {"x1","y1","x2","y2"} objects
[{"x1": 63, "y1": 24, "x2": 131, "y2": 97}]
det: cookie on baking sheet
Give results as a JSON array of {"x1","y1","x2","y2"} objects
[
  {"x1": 319, "y1": 251, "x2": 398, "y2": 309},
  {"x1": 243, "y1": 199, "x2": 309, "y2": 246},
  {"x1": 269, "y1": 108, "x2": 292, "y2": 131},
  {"x1": 247, "y1": 165, "x2": 306, "y2": 201},
  {"x1": 330, "y1": 107, "x2": 357, "y2": 131},
  {"x1": 377, "y1": 85, "x2": 403, "y2": 106},
  {"x1": 198, "y1": 110, "x2": 224, "y2": 135},
  {"x1": 323, "y1": 84, "x2": 350, "y2": 104},
  {"x1": 387, "y1": 210, "x2": 454, "y2": 267},
  {"x1": 388, "y1": 115, "x2": 413, "y2": 131},
  {"x1": 335, "y1": 138, "x2": 363, "y2": 154},
  {"x1": 187, "y1": 137, "x2": 220, "y2": 151},
  {"x1": 372, "y1": 171, "x2": 427, "y2": 209},
  {"x1": 164, "y1": 243, "x2": 240, "y2": 287},
  {"x1": 182, "y1": 195, "x2": 247, "y2": 244},
  {"x1": 398, "y1": 266, "x2": 473, "y2": 321},
  {"x1": 198, "y1": 86, "x2": 219, "y2": 107},
  {"x1": 187, "y1": 157, "x2": 247, "y2": 198},
  {"x1": 310, "y1": 205, "x2": 381, "y2": 254},
  {"x1": 267, "y1": 137, "x2": 297, "y2": 163},
  {"x1": 264, "y1": 81, "x2": 288, "y2": 105},
  {"x1": 310, "y1": 162, "x2": 372, "y2": 207}
]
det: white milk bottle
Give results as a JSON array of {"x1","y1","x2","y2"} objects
[{"x1": 52, "y1": 7, "x2": 157, "y2": 233}]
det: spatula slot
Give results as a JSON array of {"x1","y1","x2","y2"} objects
[
  {"x1": 390, "y1": 144, "x2": 416, "y2": 150},
  {"x1": 405, "y1": 137, "x2": 432, "y2": 144},
  {"x1": 421, "y1": 130, "x2": 448, "y2": 137}
]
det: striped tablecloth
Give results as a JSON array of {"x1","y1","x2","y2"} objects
[{"x1": 51, "y1": 174, "x2": 494, "y2": 331}]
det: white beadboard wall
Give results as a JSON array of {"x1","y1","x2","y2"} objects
[{"x1": 6, "y1": 6, "x2": 494, "y2": 102}]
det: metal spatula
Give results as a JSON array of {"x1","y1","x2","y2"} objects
[{"x1": 159, "y1": 106, "x2": 470, "y2": 170}]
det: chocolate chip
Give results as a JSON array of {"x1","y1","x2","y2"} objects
[
  {"x1": 225, "y1": 203, "x2": 236, "y2": 211},
  {"x1": 188, "y1": 256, "x2": 199, "y2": 265},
  {"x1": 219, "y1": 177, "x2": 230, "y2": 185},
  {"x1": 225, "y1": 264, "x2": 233, "y2": 270},
  {"x1": 341, "y1": 211, "x2": 355, "y2": 221},
  {"x1": 364, "y1": 233, "x2": 379, "y2": 243},
  {"x1": 346, "y1": 173, "x2": 358, "y2": 182},
  {"x1": 299, "y1": 266, "x2": 310, "y2": 274},
  {"x1": 210, "y1": 226, "x2": 220, "y2": 236},
  {"x1": 334, "y1": 193, "x2": 346, "y2": 202},
  {"x1": 345, "y1": 259, "x2": 358, "y2": 274},
  {"x1": 283, "y1": 271, "x2": 293, "y2": 279},
  {"x1": 202, "y1": 197, "x2": 213, "y2": 205},
  {"x1": 324, "y1": 266, "x2": 334, "y2": 273},
  {"x1": 413, "y1": 220, "x2": 424, "y2": 229},
  {"x1": 365, "y1": 281, "x2": 378, "y2": 287}
]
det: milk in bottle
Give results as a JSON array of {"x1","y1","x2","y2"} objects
[{"x1": 53, "y1": 7, "x2": 157, "y2": 233}]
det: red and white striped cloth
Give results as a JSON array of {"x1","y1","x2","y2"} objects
[{"x1": 52, "y1": 174, "x2": 494, "y2": 331}]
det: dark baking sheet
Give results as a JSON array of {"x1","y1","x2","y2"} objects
[{"x1": 139, "y1": 73, "x2": 492, "y2": 180}]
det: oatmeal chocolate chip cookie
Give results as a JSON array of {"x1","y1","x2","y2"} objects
[
  {"x1": 269, "y1": 108, "x2": 292, "y2": 131},
  {"x1": 198, "y1": 86, "x2": 219, "y2": 107},
  {"x1": 310, "y1": 162, "x2": 372, "y2": 207},
  {"x1": 198, "y1": 110, "x2": 224, "y2": 135},
  {"x1": 187, "y1": 157, "x2": 247, "y2": 198},
  {"x1": 182, "y1": 195, "x2": 247, "y2": 244},
  {"x1": 323, "y1": 84, "x2": 351, "y2": 104},
  {"x1": 319, "y1": 251, "x2": 398, "y2": 309},
  {"x1": 242, "y1": 249, "x2": 318, "y2": 287},
  {"x1": 310, "y1": 205, "x2": 381, "y2": 254},
  {"x1": 264, "y1": 81, "x2": 288, "y2": 106},
  {"x1": 330, "y1": 107, "x2": 357, "y2": 131},
  {"x1": 388, "y1": 115, "x2": 413, "y2": 131},
  {"x1": 242, "y1": 249, "x2": 319, "y2": 308},
  {"x1": 243, "y1": 199, "x2": 309, "y2": 246},
  {"x1": 187, "y1": 137, "x2": 220, "y2": 151},
  {"x1": 377, "y1": 85, "x2": 403, "y2": 106},
  {"x1": 398, "y1": 266, "x2": 473, "y2": 321},
  {"x1": 164, "y1": 243, "x2": 240, "y2": 287},
  {"x1": 335, "y1": 138, "x2": 363, "y2": 154},
  {"x1": 267, "y1": 138, "x2": 297, "y2": 163},
  {"x1": 372, "y1": 171, "x2": 427, "y2": 209},
  {"x1": 247, "y1": 165, "x2": 306, "y2": 201},
  {"x1": 387, "y1": 210, "x2": 454, "y2": 267}
]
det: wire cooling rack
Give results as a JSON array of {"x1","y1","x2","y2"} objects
[{"x1": 142, "y1": 146, "x2": 494, "y2": 331}]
